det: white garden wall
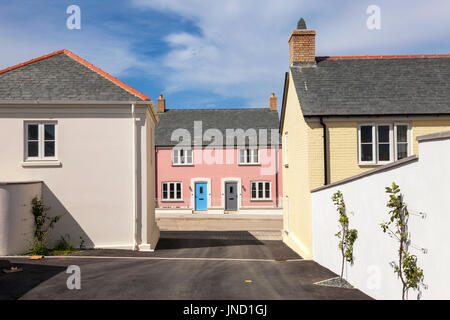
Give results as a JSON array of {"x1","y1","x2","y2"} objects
[
  {"x1": 312, "y1": 132, "x2": 450, "y2": 300},
  {"x1": 0, "y1": 181, "x2": 42, "y2": 255}
]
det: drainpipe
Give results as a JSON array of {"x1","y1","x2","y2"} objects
[
  {"x1": 131, "y1": 103, "x2": 138, "y2": 250},
  {"x1": 275, "y1": 146, "x2": 279, "y2": 208},
  {"x1": 319, "y1": 117, "x2": 328, "y2": 185}
]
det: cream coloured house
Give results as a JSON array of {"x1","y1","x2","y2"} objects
[
  {"x1": 0, "y1": 50, "x2": 159, "y2": 254},
  {"x1": 280, "y1": 19, "x2": 450, "y2": 259}
]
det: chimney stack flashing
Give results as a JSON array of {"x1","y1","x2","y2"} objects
[{"x1": 289, "y1": 18, "x2": 316, "y2": 66}]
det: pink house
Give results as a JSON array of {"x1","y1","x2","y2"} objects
[{"x1": 154, "y1": 94, "x2": 282, "y2": 215}]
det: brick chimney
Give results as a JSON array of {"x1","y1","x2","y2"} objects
[
  {"x1": 269, "y1": 93, "x2": 277, "y2": 111},
  {"x1": 157, "y1": 94, "x2": 165, "y2": 113},
  {"x1": 289, "y1": 18, "x2": 316, "y2": 66}
]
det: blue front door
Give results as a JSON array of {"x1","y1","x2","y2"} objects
[{"x1": 195, "y1": 182, "x2": 207, "y2": 211}]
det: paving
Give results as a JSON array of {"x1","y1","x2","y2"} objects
[
  {"x1": 0, "y1": 233, "x2": 372, "y2": 300},
  {"x1": 156, "y1": 213, "x2": 283, "y2": 231}
]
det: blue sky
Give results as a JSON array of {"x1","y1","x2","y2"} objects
[{"x1": 1, "y1": 0, "x2": 449, "y2": 108}]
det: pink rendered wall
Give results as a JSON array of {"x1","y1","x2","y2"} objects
[{"x1": 155, "y1": 147, "x2": 282, "y2": 209}]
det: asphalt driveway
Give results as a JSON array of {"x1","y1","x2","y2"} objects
[{"x1": 1, "y1": 234, "x2": 371, "y2": 300}]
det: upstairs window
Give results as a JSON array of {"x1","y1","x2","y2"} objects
[
  {"x1": 25, "y1": 122, "x2": 56, "y2": 160},
  {"x1": 358, "y1": 123, "x2": 410, "y2": 165},
  {"x1": 162, "y1": 182, "x2": 182, "y2": 201},
  {"x1": 239, "y1": 148, "x2": 259, "y2": 165},
  {"x1": 251, "y1": 181, "x2": 271, "y2": 200},
  {"x1": 172, "y1": 148, "x2": 193, "y2": 165}
]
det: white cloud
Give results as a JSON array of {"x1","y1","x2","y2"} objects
[
  {"x1": 0, "y1": 2, "x2": 150, "y2": 78},
  {"x1": 132, "y1": 0, "x2": 450, "y2": 106},
  {"x1": 1, "y1": 0, "x2": 449, "y2": 107}
]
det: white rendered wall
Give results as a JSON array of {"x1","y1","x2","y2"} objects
[
  {"x1": 0, "y1": 105, "x2": 158, "y2": 251},
  {"x1": 0, "y1": 182, "x2": 42, "y2": 255},
  {"x1": 312, "y1": 138, "x2": 450, "y2": 300}
]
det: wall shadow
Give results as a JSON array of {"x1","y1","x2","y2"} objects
[
  {"x1": 41, "y1": 183, "x2": 94, "y2": 250},
  {"x1": 0, "y1": 259, "x2": 66, "y2": 300}
]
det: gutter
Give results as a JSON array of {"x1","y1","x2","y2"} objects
[
  {"x1": 131, "y1": 103, "x2": 138, "y2": 250},
  {"x1": 319, "y1": 117, "x2": 328, "y2": 185}
]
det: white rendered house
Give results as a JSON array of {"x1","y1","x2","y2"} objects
[{"x1": 0, "y1": 50, "x2": 159, "y2": 254}]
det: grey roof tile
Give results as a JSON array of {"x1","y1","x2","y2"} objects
[
  {"x1": 291, "y1": 56, "x2": 450, "y2": 116},
  {"x1": 155, "y1": 108, "x2": 280, "y2": 147},
  {"x1": 0, "y1": 52, "x2": 146, "y2": 101}
]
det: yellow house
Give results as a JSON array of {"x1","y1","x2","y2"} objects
[{"x1": 280, "y1": 18, "x2": 450, "y2": 259}]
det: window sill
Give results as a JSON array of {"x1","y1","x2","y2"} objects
[
  {"x1": 161, "y1": 200, "x2": 184, "y2": 203},
  {"x1": 21, "y1": 160, "x2": 62, "y2": 168},
  {"x1": 250, "y1": 199, "x2": 273, "y2": 202},
  {"x1": 238, "y1": 163, "x2": 260, "y2": 166},
  {"x1": 172, "y1": 164, "x2": 194, "y2": 167}
]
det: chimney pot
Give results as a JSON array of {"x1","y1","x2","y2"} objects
[
  {"x1": 269, "y1": 93, "x2": 277, "y2": 111},
  {"x1": 157, "y1": 94, "x2": 165, "y2": 113},
  {"x1": 289, "y1": 18, "x2": 316, "y2": 66}
]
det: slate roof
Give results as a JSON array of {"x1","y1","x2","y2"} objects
[
  {"x1": 0, "y1": 50, "x2": 149, "y2": 101},
  {"x1": 155, "y1": 108, "x2": 280, "y2": 147},
  {"x1": 290, "y1": 55, "x2": 450, "y2": 116}
]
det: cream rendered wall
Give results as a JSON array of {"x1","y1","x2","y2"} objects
[
  {"x1": 0, "y1": 105, "x2": 158, "y2": 251},
  {"x1": 282, "y1": 72, "x2": 314, "y2": 259}
]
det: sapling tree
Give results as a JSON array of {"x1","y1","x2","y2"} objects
[
  {"x1": 332, "y1": 190, "x2": 358, "y2": 281},
  {"x1": 31, "y1": 197, "x2": 64, "y2": 255},
  {"x1": 381, "y1": 182, "x2": 424, "y2": 300}
]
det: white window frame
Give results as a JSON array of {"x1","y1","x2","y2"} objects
[
  {"x1": 250, "y1": 181, "x2": 271, "y2": 201},
  {"x1": 172, "y1": 148, "x2": 193, "y2": 166},
  {"x1": 358, "y1": 124, "x2": 376, "y2": 165},
  {"x1": 376, "y1": 123, "x2": 393, "y2": 165},
  {"x1": 238, "y1": 148, "x2": 259, "y2": 165},
  {"x1": 284, "y1": 132, "x2": 289, "y2": 167},
  {"x1": 24, "y1": 121, "x2": 57, "y2": 161},
  {"x1": 161, "y1": 181, "x2": 183, "y2": 201},
  {"x1": 394, "y1": 123, "x2": 412, "y2": 161},
  {"x1": 358, "y1": 123, "x2": 411, "y2": 165}
]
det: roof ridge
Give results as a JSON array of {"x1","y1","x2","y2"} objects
[
  {"x1": 62, "y1": 50, "x2": 150, "y2": 101},
  {"x1": 317, "y1": 54, "x2": 450, "y2": 60},
  {"x1": 0, "y1": 49, "x2": 65, "y2": 75},
  {"x1": 0, "y1": 49, "x2": 150, "y2": 101}
]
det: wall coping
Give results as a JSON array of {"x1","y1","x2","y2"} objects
[
  {"x1": 311, "y1": 155, "x2": 418, "y2": 193},
  {"x1": 416, "y1": 130, "x2": 450, "y2": 142},
  {"x1": 0, "y1": 181, "x2": 42, "y2": 186}
]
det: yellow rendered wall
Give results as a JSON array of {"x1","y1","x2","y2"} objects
[
  {"x1": 281, "y1": 72, "x2": 313, "y2": 259},
  {"x1": 282, "y1": 73, "x2": 450, "y2": 259},
  {"x1": 411, "y1": 120, "x2": 450, "y2": 154},
  {"x1": 323, "y1": 120, "x2": 450, "y2": 184}
]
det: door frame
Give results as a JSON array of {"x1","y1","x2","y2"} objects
[
  {"x1": 221, "y1": 177, "x2": 241, "y2": 211},
  {"x1": 190, "y1": 178, "x2": 211, "y2": 210}
]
